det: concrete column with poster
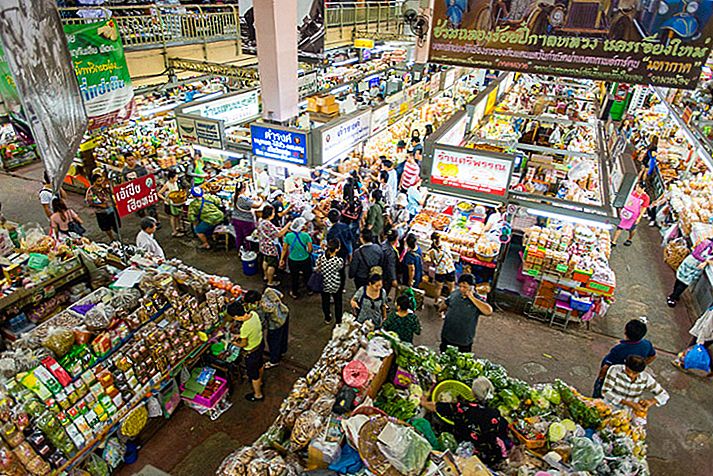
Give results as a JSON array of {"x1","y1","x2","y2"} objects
[{"x1": 253, "y1": 0, "x2": 299, "y2": 122}]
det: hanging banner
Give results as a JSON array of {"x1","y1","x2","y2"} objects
[
  {"x1": 112, "y1": 174, "x2": 160, "y2": 218},
  {"x1": 430, "y1": 147, "x2": 513, "y2": 197},
  {"x1": 64, "y1": 19, "x2": 135, "y2": 129},
  {"x1": 0, "y1": 0, "x2": 88, "y2": 193},
  {"x1": 428, "y1": 0, "x2": 713, "y2": 89}
]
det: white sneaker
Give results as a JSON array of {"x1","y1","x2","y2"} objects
[
  {"x1": 264, "y1": 362, "x2": 279, "y2": 369},
  {"x1": 649, "y1": 221, "x2": 656, "y2": 227}
]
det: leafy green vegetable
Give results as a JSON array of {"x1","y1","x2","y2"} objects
[
  {"x1": 438, "y1": 432, "x2": 458, "y2": 452},
  {"x1": 374, "y1": 383, "x2": 419, "y2": 421}
]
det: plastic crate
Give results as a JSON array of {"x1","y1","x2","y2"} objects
[
  {"x1": 570, "y1": 295, "x2": 593, "y2": 313},
  {"x1": 509, "y1": 423, "x2": 547, "y2": 450},
  {"x1": 572, "y1": 268, "x2": 593, "y2": 283},
  {"x1": 181, "y1": 376, "x2": 228, "y2": 409}
]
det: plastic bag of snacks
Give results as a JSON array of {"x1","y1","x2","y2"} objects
[
  {"x1": 42, "y1": 327, "x2": 75, "y2": 358},
  {"x1": 290, "y1": 410, "x2": 324, "y2": 449},
  {"x1": 664, "y1": 238, "x2": 689, "y2": 271}
]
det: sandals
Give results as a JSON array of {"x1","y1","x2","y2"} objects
[{"x1": 245, "y1": 393, "x2": 264, "y2": 402}]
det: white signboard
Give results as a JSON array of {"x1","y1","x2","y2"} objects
[
  {"x1": 370, "y1": 105, "x2": 389, "y2": 136},
  {"x1": 184, "y1": 89, "x2": 259, "y2": 127},
  {"x1": 298, "y1": 71, "x2": 319, "y2": 98},
  {"x1": 321, "y1": 110, "x2": 371, "y2": 164},
  {"x1": 176, "y1": 115, "x2": 198, "y2": 144},
  {"x1": 439, "y1": 114, "x2": 468, "y2": 147},
  {"x1": 430, "y1": 148, "x2": 512, "y2": 197}
]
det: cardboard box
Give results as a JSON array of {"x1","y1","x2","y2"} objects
[
  {"x1": 316, "y1": 94, "x2": 335, "y2": 106},
  {"x1": 320, "y1": 103, "x2": 340, "y2": 114},
  {"x1": 419, "y1": 279, "x2": 440, "y2": 299},
  {"x1": 307, "y1": 97, "x2": 319, "y2": 112},
  {"x1": 367, "y1": 352, "x2": 394, "y2": 399}
]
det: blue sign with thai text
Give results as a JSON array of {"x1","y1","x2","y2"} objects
[{"x1": 250, "y1": 125, "x2": 308, "y2": 165}]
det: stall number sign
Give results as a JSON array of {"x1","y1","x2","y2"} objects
[
  {"x1": 354, "y1": 38, "x2": 375, "y2": 49},
  {"x1": 251, "y1": 125, "x2": 308, "y2": 165},
  {"x1": 430, "y1": 148, "x2": 512, "y2": 197},
  {"x1": 321, "y1": 110, "x2": 371, "y2": 164},
  {"x1": 298, "y1": 71, "x2": 319, "y2": 98},
  {"x1": 184, "y1": 90, "x2": 259, "y2": 126},
  {"x1": 112, "y1": 174, "x2": 159, "y2": 218}
]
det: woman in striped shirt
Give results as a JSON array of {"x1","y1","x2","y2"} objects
[{"x1": 400, "y1": 153, "x2": 421, "y2": 192}]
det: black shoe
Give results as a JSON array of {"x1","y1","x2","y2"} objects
[
  {"x1": 666, "y1": 297, "x2": 677, "y2": 308},
  {"x1": 623, "y1": 240, "x2": 632, "y2": 246}
]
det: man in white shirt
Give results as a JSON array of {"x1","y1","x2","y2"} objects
[{"x1": 136, "y1": 217, "x2": 165, "y2": 259}]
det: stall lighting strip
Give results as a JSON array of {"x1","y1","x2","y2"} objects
[
  {"x1": 194, "y1": 145, "x2": 247, "y2": 160},
  {"x1": 332, "y1": 58, "x2": 359, "y2": 67},
  {"x1": 526, "y1": 208, "x2": 613, "y2": 230},
  {"x1": 253, "y1": 156, "x2": 311, "y2": 172}
]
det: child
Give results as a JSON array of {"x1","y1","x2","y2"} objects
[{"x1": 383, "y1": 295, "x2": 421, "y2": 344}]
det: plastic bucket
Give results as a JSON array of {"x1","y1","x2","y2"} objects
[{"x1": 241, "y1": 250, "x2": 258, "y2": 276}]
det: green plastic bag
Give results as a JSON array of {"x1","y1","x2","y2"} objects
[{"x1": 410, "y1": 418, "x2": 441, "y2": 450}]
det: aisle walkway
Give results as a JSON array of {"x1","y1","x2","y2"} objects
[{"x1": 1, "y1": 169, "x2": 711, "y2": 475}]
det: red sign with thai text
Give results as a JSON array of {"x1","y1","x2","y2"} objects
[{"x1": 112, "y1": 174, "x2": 159, "y2": 218}]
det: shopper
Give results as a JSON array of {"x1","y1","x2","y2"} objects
[
  {"x1": 381, "y1": 230, "x2": 399, "y2": 300},
  {"x1": 428, "y1": 232, "x2": 457, "y2": 307},
  {"x1": 612, "y1": 184, "x2": 650, "y2": 247},
  {"x1": 260, "y1": 288, "x2": 290, "y2": 369},
  {"x1": 351, "y1": 274, "x2": 388, "y2": 328},
  {"x1": 593, "y1": 318, "x2": 656, "y2": 398},
  {"x1": 673, "y1": 306, "x2": 713, "y2": 376},
  {"x1": 440, "y1": 273, "x2": 493, "y2": 353},
  {"x1": 667, "y1": 237, "x2": 713, "y2": 307},
  {"x1": 390, "y1": 193, "x2": 410, "y2": 239},
  {"x1": 341, "y1": 176, "x2": 363, "y2": 248},
  {"x1": 269, "y1": 190, "x2": 292, "y2": 227},
  {"x1": 602, "y1": 355, "x2": 669, "y2": 415},
  {"x1": 49, "y1": 198, "x2": 84, "y2": 239},
  {"x1": 326, "y1": 208, "x2": 353, "y2": 262},
  {"x1": 402, "y1": 233, "x2": 424, "y2": 289},
  {"x1": 419, "y1": 377, "x2": 510, "y2": 466},
  {"x1": 187, "y1": 186, "x2": 224, "y2": 250},
  {"x1": 231, "y1": 182, "x2": 262, "y2": 253},
  {"x1": 400, "y1": 153, "x2": 421, "y2": 191},
  {"x1": 157, "y1": 169, "x2": 184, "y2": 237},
  {"x1": 365, "y1": 189, "x2": 386, "y2": 241},
  {"x1": 227, "y1": 301, "x2": 264, "y2": 402},
  {"x1": 377, "y1": 170, "x2": 394, "y2": 207},
  {"x1": 136, "y1": 217, "x2": 165, "y2": 260},
  {"x1": 350, "y1": 229, "x2": 384, "y2": 289},
  {"x1": 406, "y1": 181, "x2": 426, "y2": 219},
  {"x1": 257, "y1": 205, "x2": 290, "y2": 287},
  {"x1": 383, "y1": 294, "x2": 421, "y2": 344},
  {"x1": 317, "y1": 239, "x2": 345, "y2": 324},
  {"x1": 39, "y1": 171, "x2": 65, "y2": 219},
  {"x1": 280, "y1": 217, "x2": 313, "y2": 299},
  {"x1": 122, "y1": 155, "x2": 158, "y2": 222},
  {"x1": 85, "y1": 172, "x2": 120, "y2": 242},
  {"x1": 381, "y1": 158, "x2": 398, "y2": 206}
]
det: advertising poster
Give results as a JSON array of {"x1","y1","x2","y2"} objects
[
  {"x1": 430, "y1": 147, "x2": 513, "y2": 197},
  {"x1": 251, "y1": 124, "x2": 308, "y2": 165},
  {"x1": 0, "y1": 0, "x2": 88, "y2": 192},
  {"x1": 240, "y1": 0, "x2": 324, "y2": 58},
  {"x1": 64, "y1": 20, "x2": 135, "y2": 129},
  {"x1": 428, "y1": 0, "x2": 713, "y2": 89},
  {"x1": 113, "y1": 174, "x2": 160, "y2": 218}
]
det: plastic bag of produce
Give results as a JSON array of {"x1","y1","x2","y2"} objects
[
  {"x1": 42, "y1": 327, "x2": 75, "y2": 358},
  {"x1": 376, "y1": 422, "x2": 431, "y2": 476},
  {"x1": 683, "y1": 344, "x2": 711, "y2": 372},
  {"x1": 571, "y1": 436, "x2": 605, "y2": 472},
  {"x1": 84, "y1": 303, "x2": 114, "y2": 330}
]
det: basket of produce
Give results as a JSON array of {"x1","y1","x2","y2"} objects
[
  {"x1": 431, "y1": 380, "x2": 474, "y2": 424},
  {"x1": 509, "y1": 417, "x2": 549, "y2": 451},
  {"x1": 168, "y1": 190, "x2": 187, "y2": 214},
  {"x1": 357, "y1": 416, "x2": 430, "y2": 476}
]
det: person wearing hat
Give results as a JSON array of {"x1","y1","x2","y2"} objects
[
  {"x1": 390, "y1": 193, "x2": 410, "y2": 239},
  {"x1": 226, "y1": 301, "x2": 264, "y2": 402},
  {"x1": 420, "y1": 376, "x2": 511, "y2": 466},
  {"x1": 280, "y1": 217, "x2": 313, "y2": 299},
  {"x1": 85, "y1": 172, "x2": 120, "y2": 242},
  {"x1": 187, "y1": 186, "x2": 224, "y2": 250},
  {"x1": 439, "y1": 273, "x2": 493, "y2": 353},
  {"x1": 269, "y1": 190, "x2": 292, "y2": 227}
]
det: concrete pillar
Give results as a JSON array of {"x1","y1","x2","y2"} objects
[{"x1": 254, "y1": 0, "x2": 298, "y2": 123}]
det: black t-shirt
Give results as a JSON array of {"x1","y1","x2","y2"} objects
[
  {"x1": 271, "y1": 199, "x2": 285, "y2": 227},
  {"x1": 122, "y1": 164, "x2": 148, "y2": 182}
]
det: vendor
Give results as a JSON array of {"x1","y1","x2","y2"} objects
[
  {"x1": 667, "y1": 237, "x2": 713, "y2": 307},
  {"x1": 226, "y1": 301, "x2": 265, "y2": 402},
  {"x1": 254, "y1": 165, "x2": 271, "y2": 198},
  {"x1": 189, "y1": 150, "x2": 207, "y2": 187},
  {"x1": 420, "y1": 377, "x2": 510, "y2": 466}
]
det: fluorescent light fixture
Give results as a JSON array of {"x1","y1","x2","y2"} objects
[
  {"x1": 193, "y1": 145, "x2": 246, "y2": 160},
  {"x1": 138, "y1": 103, "x2": 178, "y2": 117},
  {"x1": 363, "y1": 74, "x2": 380, "y2": 82},
  {"x1": 195, "y1": 91, "x2": 225, "y2": 102},
  {"x1": 333, "y1": 58, "x2": 359, "y2": 67},
  {"x1": 253, "y1": 156, "x2": 310, "y2": 173},
  {"x1": 526, "y1": 208, "x2": 613, "y2": 230},
  {"x1": 331, "y1": 85, "x2": 351, "y2": 95}
]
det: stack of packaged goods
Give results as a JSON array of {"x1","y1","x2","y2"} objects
[
  {"x1": 522, "y1": 224, "x2": 615, "y2": 296},
  {"x1": 218, "y1": 330, "x2": 648, "y2": 476}
]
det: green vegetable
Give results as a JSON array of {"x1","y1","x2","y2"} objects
[
  {"x1": 542, "y1": 384, "x2": 561, "y2": 405},
  {"x1": 438, "y1": 432, "x2": 458, "y2": 452},
  {"x1": 498, "y1": 389, "x2": 521, "y2": 411},
  {"x1": 374, "y1": 383, "x2": 419, "y2": 421}
]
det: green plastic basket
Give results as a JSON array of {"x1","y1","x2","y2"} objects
[
  {"x1": 27, "y1": 253, "x2": 49, "y2": 270},
  {"x1": 431, "y1": 380, "x2": 475, "y2": 425}
]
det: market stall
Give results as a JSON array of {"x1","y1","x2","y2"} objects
[
  {"x1": 0, "y1": 227, "x2": 247, "y2": 475},
  {"x1": 0, "y1": 124, "x2": 38, "y2": 172},
  {"x1": 218, "y1": 326, "x2": 650, "y2": 476}
]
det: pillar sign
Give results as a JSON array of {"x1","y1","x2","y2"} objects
[{"x1": 254, "y1": 0, "x2": 298, "y2": 123}]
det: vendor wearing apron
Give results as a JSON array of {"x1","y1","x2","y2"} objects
[
  {"x1": 612, "y1": 184, "x2": 649, "y2": 247},
  {"x1": 668, "y1": 238, "x2": 713, "y2": 307}
]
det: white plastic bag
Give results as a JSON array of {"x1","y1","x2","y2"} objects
[{"x1": 376, "y1": 422, "x2": 431, "y2": 476}]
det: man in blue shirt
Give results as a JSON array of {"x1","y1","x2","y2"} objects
[{"x1": 593, "y1": 318, "x2": 656, "y2": 398}]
